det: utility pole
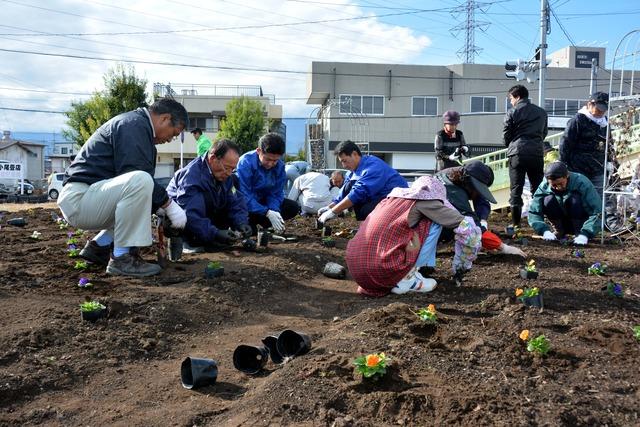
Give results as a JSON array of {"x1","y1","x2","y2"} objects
[
  {"x1": 538, "y1": 0, "x2": 549, "y2": 107},
  {"x1": 589, "y1": 58, "x2": 598, "y2": 94}
]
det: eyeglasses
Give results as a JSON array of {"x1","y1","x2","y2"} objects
[{"x1": 217, "y1": 157, "x2": 236, "y2": 174}]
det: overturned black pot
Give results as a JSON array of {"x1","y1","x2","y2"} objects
[
  {"x1": 276, "y1": 330, "x2": 312, "y2": 359},
  {"x1": 257, "y1": 231, "x2": 270, "y2": 247},
  {"x1": 261, "y1": 336, "x2": 284, "y2": 364},
  {"x1": 519, "y1": 269, "x2": 538, "y2": 279},
  {"x1": 521, "y1": 293, "x2": 544, "y2": 308},
  {"x1": 7, "y1": 217, "x2": 27, "y2": 227},
  {"x1": 81, "y1": 307, "x2": 107, "y2": 322},
  {"x1": 180, "y1": 357, "x2": 218, "y2": 389},
  {"x1": 233, "y1": 344, "x2": 269, "y2": 374}
]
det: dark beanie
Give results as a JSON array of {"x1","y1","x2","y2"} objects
[{"x1": 544, "y1": 161, "x2": 569, "y2": 179}]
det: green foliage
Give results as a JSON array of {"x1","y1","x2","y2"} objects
[
  {"x1": 63, "y1": 64, "x2": 148, "y2": 146},
  {"x1": 353, "y1": 353, "x2": 388, "y2": 379},
  {"x1": 524, "y1": 259, "x2": 537, "y2": 272},
  {"x1": 416, "y1": 305, "x2": 437, "y2": 323},
  {"x1": 588, "y1": 262, "x2": 607, "y2": 276},
  {"x1": 217, "y1": 96, "x2": 266, "y2": 154},
  {"x1": 516, "y1": 286, "x2": 539, "y2": 301},
  {"x1": 74, "y1": 260, "x2": 88, "y2": 270},
  {"x1": 526, "y1": 335, "x2": 550, "y2": 356},
  {"x1": 207, "y1": 261, "x2": 222, "y2": 270},
  {"x1": 68, "y1": 249, "x2": 80, "y2": 258},
  {"x1": 79, "y1": 301, "x2": 105, "y2": 313},
  {"x1": 633, "y1": 326, "x2": 640, "y2": 341}
]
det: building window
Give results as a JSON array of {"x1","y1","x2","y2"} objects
[
  {"x1": 470, "y1": 96, "x2": 497, "y2": 113},
  {"x1": 189, "y1": 117, "x2": 216, "y2": 131},
  {"x1": 545, "y1": 99, "x2": 586, "y2": 116},
  {"x1": 411, "y1": 97, "x2": 438, "y2": 116},
  {"x1": 61, "y1": 147, "x2": 68, "y2": 155},
  {"x1": 339, "y1": 94, "x2": 384, "y2": 115}
]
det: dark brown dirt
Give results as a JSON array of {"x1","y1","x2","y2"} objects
[{"x1": 0, "y1": 206, "x2": 639, "y2": 426}]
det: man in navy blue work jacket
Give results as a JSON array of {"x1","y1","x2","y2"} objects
[
  {"x1": 167, "y1": 139, "x2": 251, "y2": 253},
  {"x1": 235, "y1": 133, "x2": 300, "y2": 233},
  {"x1": 317, "y1": 140, "x2": 408, "y2": 223}
]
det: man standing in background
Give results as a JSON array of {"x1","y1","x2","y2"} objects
[{"x1": 191, "y1": 127, "x2": 212, "y2": 157}]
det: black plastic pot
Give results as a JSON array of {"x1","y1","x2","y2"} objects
[
  {"x1": 519, "y1": 269, "x2": 538, "y2": 279},
  {"x1": 505, "y1": 225, "x2": 515, "y2": 238},
  {"x1": 258, "y1": 231, "x2": 270, "y2": 247},
  {"x1": 276, "y1": 330, "x2": 312, "y2": 358},
  {"x1": 323, "y1": 262, "x2": 346, "y2": 279},
  {"x1": 315, "y1": 219, "x2": 324, "y2": 230},
  {"x1": 168, "y1": 237, "x2": 183, "y2": 261},
  {"x1": 521, "y1": 294, "x2": 544, "y2": 308},
  {"x1": 233, "y1": 344, "x2": 269, "y2": 374},
  {"x1": 7, "y1": 217, "x2": 27, "y2": 227},
  {"x1": 81, "y1": 307, "x2": 107, "y2": 322},
  {"x1": 261, "y1": 336, "x2": 284, "y2": 364},
  {"x1": 242, "y1": 238, "x2": 257, "y2": 251},
  {"x1": 321, "y1": 226, "x2": 332, "y2": 237},
  {"x1": 180, "y1": 357, "x2": 218, "y2": 389},
  {"x1": 204, "y1": 265, "x2": 224, "y2": 279}
]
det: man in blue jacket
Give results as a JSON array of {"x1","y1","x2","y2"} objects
[
  {"x1": 318, "y1": 140, "x2": 408, "y2": 223},
  {"x1": 528, "y1": 161, "x2": 601, "y2": 245},
  {"x1": 167, "y1": 139, "x2": 251, "y2": 253},
  {"x1": 235, "y1": 133, "x2": 300, "y2": 233}
]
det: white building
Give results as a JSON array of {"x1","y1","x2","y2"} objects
[{"x1": 0, "y1": 131, "x2": 45, "y2": 181}]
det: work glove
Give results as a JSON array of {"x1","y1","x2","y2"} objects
[
  {"x1": 460, "y1": 145, "x2": 470, "y2": 155},
  {"x1": 500, "y1": 243, "x2": 526, "y2": 257},
  {"x1": 448, "y1": 152, "x2": 460, "y2": 161},
  {"x1": 164, "y1": 200, "x2": 187, "y2": 229},
  {"x1": 214, "y1": 229, "x2": 238, "y2": 245},
  {"x1": 318, "y1": 208, "x2": 337, "y2": 224},
  {"x1": 317, "y1": 206, "x2": 332, "y2": 216},
  {"x1": 266, "y1": 209, "x2": 285, "y2": 233},
  {"x1": 542, "y1": 230, "x2": 557, "y2": 241},
  {"x1": 234, "y1": 223, "x2": 253, "y2": 238},
  {"x1": 480, "y1": 219, "x2": 488, "y2": 231},
  {"x1": 573, "y1": 234, "x2": 588, "y2": 245}
]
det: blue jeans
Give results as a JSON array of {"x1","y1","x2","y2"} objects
[{"x1": 416, "y1": 223, "x2": 442, "y2": 268}]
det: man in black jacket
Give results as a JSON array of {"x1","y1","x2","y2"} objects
[
  {"x1": 503, "y1": 84, "x2": 548, "y2": 228},
  {"x1": 58, "y1": 98, "x2": 189, "y2": 277}
]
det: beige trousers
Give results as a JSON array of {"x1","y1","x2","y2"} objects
[{"x1": 58, "y1": 171, "x2": 154, "y2": 248}]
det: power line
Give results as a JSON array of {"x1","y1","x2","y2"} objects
[{"x1": 549, "y1": 5, "x2": 576, "y2": 47}]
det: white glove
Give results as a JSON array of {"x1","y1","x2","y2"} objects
[
  {"x1": 500, "y1": 243, "x2": 526, "y2": 257},
  {"x1": 164, "y1": 200, "x2": 187, "y2": 229},
  {"x1": 266, "y1": 209, "x2": 285, "y2": 233},
  {"x1": 573, "y1": 234, "x2": 588, "y2": 245},
  {"x1": 461, "y1": 145, "x2": 470, "y2": 155},
  {"x1": 448, "y1": 153, "x2": 460, "y2": 161},
  {"x1": 318, "y1": 208, "x2": 337, "y2": 224},
  {"x1": 480, "y1": 219, "x2": 488, "y2": 230},
  {"x1": 542, "y1": 230, "x2": 556, "y2": 241},
  {"x1": 317, "y1": 206, "x2": 331, "y2": 216}
]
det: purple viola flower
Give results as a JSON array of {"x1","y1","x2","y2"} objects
[
  {"x1": 67, "y1": 231, "x2": 74, "y2": 238},
  {"x1": 593, "y1": 262, "x2": 601, "y2": 268},
  {"x1": 78, "y1": 277, "x2": 92, "y2": 288},
  {"x1": 613, "y1": 284, "x2": 623, "y2": 296},
  {"x1": 68, "y1": 244, "x2": 77, "y2": 250}
]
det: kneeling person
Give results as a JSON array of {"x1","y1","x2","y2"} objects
[
  {"x1": 528, "y1": 161, "x2": 601, "y2": 245},
  {"x1": 167, "y1": 139, "x2": 251, "y2": 252}
]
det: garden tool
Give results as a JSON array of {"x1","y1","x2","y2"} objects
[{"x1": 151, "y1": 214, "x2": 168, "y2": 268}]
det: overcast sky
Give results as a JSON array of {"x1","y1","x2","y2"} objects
[{"x1": 1, "y1": 0, "x2": 639, "y2": 150}]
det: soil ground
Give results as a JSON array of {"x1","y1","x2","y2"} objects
[{"x1": 0, "y1": 204, "x2": 639, "y2": 426}]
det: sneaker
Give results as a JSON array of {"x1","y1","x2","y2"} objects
[
  {"x1": 182, "y1": 241, "x2": 205, "y2": 254},
  {"x1": 80, "y1": 240, "x2": 111, "y2": 265},
  {"x1": 106, "y1": 252, "x2": 162, "y2": 277},
  {"x1": 391, "y1": 271, "x2": 437, "y2": 294}
]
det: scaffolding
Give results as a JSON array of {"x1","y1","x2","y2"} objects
[{"x1": 602, "y1": 29, "x2": 640, "y2": 242}]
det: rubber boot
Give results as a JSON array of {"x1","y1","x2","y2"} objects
[{"x1": 510, "y1": 205, "x2": 522, "y2": 227}]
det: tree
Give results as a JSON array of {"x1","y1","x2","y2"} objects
[
  {"x1": 63, "y1": 64, "x2": 148, "y2": 146},
  {"x1": 217, "y1": 96, "x2": 266, "y2": 154}
]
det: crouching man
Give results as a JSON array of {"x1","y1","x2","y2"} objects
[
  {"x1": 57, "y1": 98, "x2": 189, "y2": 277},
  {"x1": 166, "y1": 139, "x2": 252, "y2": 253},
  {"x1": 528, "y1": 161, "x2": 601, "y2": 245}
]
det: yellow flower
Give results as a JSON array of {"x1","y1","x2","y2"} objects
[
  {"x1": 365, "y1": 354, "x2": 381, "y2": 367},
  {"x1": 527, "y1": 259, "x2": 536, "y2": 267},
  {"x1": 515, "y1": 288, "x2": 523, "y2": 297},
  {"x1": 519, "y1": 330, "x2": 530, "y2": 341},
  {"x1": 427, "y1": 304, "x2": 436, "y2": 314}
]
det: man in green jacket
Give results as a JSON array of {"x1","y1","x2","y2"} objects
[
  {"x1": 528, "y1": 162, "x2": 601, "y2": 245},
  {"x1": 191, "y1": 127, "x2": 212, "y2": 157}
]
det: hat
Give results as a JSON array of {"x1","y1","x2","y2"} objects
[
  {"x1": 191, "y1": 127, "x2": 203, "y2": 135},
  {"x1": 443, "y1": 110, "x2": 460, "y2": 125},
  {"x1": 589, "y1": 92, "x2": 608, "y2": 112},
  {"x1": 463, "y1": 161, "x2": 497, "y2": 204},
  {"x1": 544, "y1": 161, "x2": 569, "y2": 179}
]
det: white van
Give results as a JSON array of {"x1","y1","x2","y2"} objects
[{"x1": 48, "y1": 173, "x2": 65, "y2": 199}]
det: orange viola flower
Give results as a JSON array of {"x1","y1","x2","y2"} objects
[
  {"x1": 515, "y1": 288, "x2": 524, "y2": 297},
  {"x1": 427, "y1": 304, "x2": 436, "y2": 314},
  {"x1": 519, "y1": 329, "x2": 530, "y2": 341},
  {"x1": 365, "y1": 354, "x2": 381, "y2": 367}
]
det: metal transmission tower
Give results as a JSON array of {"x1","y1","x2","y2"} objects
[{"x1": 450, "y1": 0, "x2": 491, "y2": 64}]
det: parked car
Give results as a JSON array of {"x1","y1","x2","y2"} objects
[{"x1": 48, "y1": 173, "x2": 65, "y2": 200}]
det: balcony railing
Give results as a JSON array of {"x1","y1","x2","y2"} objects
[{"x1": 153, "y1": 83, "x2": 276, "y2": 104}]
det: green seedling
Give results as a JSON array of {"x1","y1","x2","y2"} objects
[
  {"x1": 207, "y1": 261, "x2": 222, "y2": 270},
  {"x1": 632, "y1": 326, "x2": 640, "y2": 341},
  {"x1": 415, "y1": 304, "x2": 437, "y2": 323},
  {"x1": 79, "y1": 300, "x2": 105, "y2": 313},
  {"x1": 30, "y1": 230, "x2": 42, "y2": 240},
  {"x1": 74, "y1": 260, "x2": 88, "y2": 270},
  {"x1": 526, "y1": 334, "x2": 551, "y2": 356},
  {"x1": 588, "y1": 262, "x2": 607, "y2": 276},
  {"x1": 353, "y1": 352, "x2": 389, "y2": 379},
  {"x1": 524, "y1": 259, "x2": 537, "y2": 273},
  {"x1": 515, "y1": 287, "x2": 539, "y2": 301}
]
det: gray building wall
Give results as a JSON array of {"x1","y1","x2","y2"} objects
[{"x1": 307, "y1": 59, "x2": 622, "y2": 171}]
